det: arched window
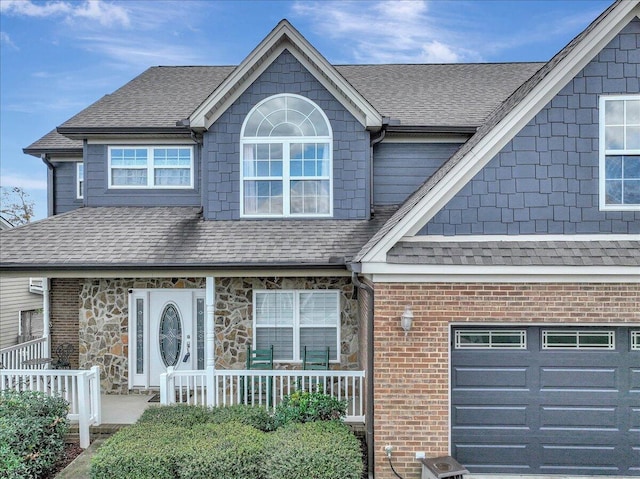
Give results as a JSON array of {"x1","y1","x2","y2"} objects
[{"x1": 240, "y1": 94, "x2": 332, "y2": 217}]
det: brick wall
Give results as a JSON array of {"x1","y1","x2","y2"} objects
[
  {"x1": 49, "y1": 278, "x2": 81, "y2": 369},
  {"x1": 372, "y1": 282, "x2": 640, "y2": 479}
]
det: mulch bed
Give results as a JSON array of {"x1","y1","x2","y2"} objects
[{"x1": 40, "y1": 442, "x2": 84, "y2": 478}]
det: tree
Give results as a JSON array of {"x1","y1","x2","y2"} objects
[{"x1": 1, "y1": 186, "x2": 35, "y2": 226}]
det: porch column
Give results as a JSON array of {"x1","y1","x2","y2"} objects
[
  {"x1": 206, "y1": 277, "x2": 216, "y2": 368},
  {"x1": 42, "y1": 277, "x2": 50, "y2": 358}
]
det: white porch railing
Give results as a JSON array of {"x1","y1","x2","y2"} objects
[
  {"x1": 0, "y1": 366, "x2": 101, "y2": 449},
  {"x1": 0, "y1": 337, "x2": 48, "y2": 370},
  {"x1": 160, "y1": 367, "x2": 365, "y2": 423}
]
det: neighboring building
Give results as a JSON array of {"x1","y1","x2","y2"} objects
[
  {"x1": 0, "y1": 215, "x2": 44, "y2": 349},
  {"x1": 1, "y1": 1, "x2": 639, "y2": 477}
]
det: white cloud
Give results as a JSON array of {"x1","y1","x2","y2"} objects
[
  {"x1": 0, "y1": 173, "x2": 48, "y2": 191},
  {"x1": 0, "y1": 31, "x2": 18, "y2": 50},
  {"x1": 292, "y1": 0, "x2": 482, "y2": 63},
  {"x1": 0, "y1": 0, "x2": 130, "y2": 28}
]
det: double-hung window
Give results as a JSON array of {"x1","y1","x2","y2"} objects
[
  {"x1": 240, "y1": 94, "x2": 333, "y2": 217},
  {"x1": 599, "y1": 95, "x2": 640, "y2": 209},
  {"x1": 108, "y1": 146, "x2": 194, "y2": 188},
  {"x1": 253, "y1": 290, "x2": 339, "y2": 362},
  {"x1": 76, "y1": 162, "x2": 84, "y2": 199}
]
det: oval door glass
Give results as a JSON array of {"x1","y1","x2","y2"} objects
[{"x1": 159, "y1": 304, "x2": 182, "y2": 367}]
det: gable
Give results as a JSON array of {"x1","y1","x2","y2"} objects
[
  {"x1": 189, "y1": 20, "x2": 382, "y2": 132},
  {"x1": 357, "y1": 1, "x2": 640, "y2": 264},
  {"x1": 202, "y1": 50, "x2": 370, "y2": 221}
]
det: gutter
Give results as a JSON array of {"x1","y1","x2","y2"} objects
[
  {"x1": 40, "y1": 154, "x2": 55, "y2": 217},
  {"x1": 351, "y1": 269, "x2": 375, "y2": 479}
]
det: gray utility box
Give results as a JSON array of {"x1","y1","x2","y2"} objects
[{"x1": 420, "y1": 456, "x2": 469, "y2": 479}]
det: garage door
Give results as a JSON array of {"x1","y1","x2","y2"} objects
[{"x1": 451, "y1": 326, "x2": 639, "y2": 476}]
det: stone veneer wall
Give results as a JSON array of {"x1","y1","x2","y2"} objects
[{"x1": 78, "y1": 276, "x2": 358, "y2": 393}]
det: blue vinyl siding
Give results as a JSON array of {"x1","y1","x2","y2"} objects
[
  {"x1": 52, "y1": 161, "x2": 83, "y2": 214},
  {"x1": 422, "y1": 19, "x2": 640, "y2": 236},
  {"x1": 84, "y1": 144, "x2": 201, "y2": 207},
  {"x1": 374, "y1": 143, "x2": 461, "y2": 205},
  {"x1": 203, "y1": 50, "x2": 370, "y2": 220}
]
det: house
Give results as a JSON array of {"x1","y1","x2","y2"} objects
[
  {"x1": 0, "y1": 215, "x2": 44, "y2": 350},
  {"x1": 0, "y1": 0, "x2": 639, "y2": 477}
]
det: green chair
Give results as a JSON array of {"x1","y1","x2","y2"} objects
[
  {"x1": 242, "y1": 344, "x2": 273, "y2": 405},
  {"x1": 302, "y1": 346, "x2": 330, "y2": 370},
  {"x1": 300, "y1": 346, "x2": 330, "y2": 392}
]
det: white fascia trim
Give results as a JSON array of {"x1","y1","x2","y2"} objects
[
  {"x1": 361, "y1": 2, "x2": 640, "y2": 264},
  {"x1": 400, "y1": 234, "x2": 640, "y2": 243},
  {"x1": 381, "y1": 134, "x2": 469, "y2": 144},
  {"x1": 88, "y1": 138, "x2": 197, "y2": 145},
  {"x1": 190, "y1": 22, "x2": 382, "y2": 131},
  {"x1": 360, "y1": 262, "x2": 640, "y2": 282}
]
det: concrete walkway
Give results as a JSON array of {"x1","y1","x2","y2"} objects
[{"x1": 57, "y1": 394, "x2": 155, "y2": 477}]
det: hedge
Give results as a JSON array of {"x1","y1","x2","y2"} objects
[
  {"x1": 264, "y1": 421, "x2": 363, "y2": 479},
  {"x1": 90, "y1": 422, "x2": 266, "y2": 479},
  {"x1": 138, "y1": 403, "x2": 274, "y2": 431},
  {"x1": 272, "y1": 390, "x2": 347, "y2": 428},
  {"x1": 0, "y1": 390, "x2": 69, "y2": 479}
]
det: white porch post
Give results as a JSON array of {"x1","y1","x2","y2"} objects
[
  {"x1": 42, "y1": 278, "x2": 50, "y2": 358},
  {"x1": 205, "y1": 277, "x2": 216, "y2": 368},
  {"x1": 205, "y1": 277, "x2": 216, "y2": 407}
]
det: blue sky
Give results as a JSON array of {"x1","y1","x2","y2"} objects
[{"x1": 0, "y1": 0, "x2": 612, "y2": 221}]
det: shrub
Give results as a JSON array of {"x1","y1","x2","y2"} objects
[
  {"x1": 0, "y1": 390, "x2": 69, "y2": 479},
  {"x1": 91, "y1": 420, "x2": 267, "y2": 479},
  {"x1": 137, "y1": 403, "x2": 211, "y2": 428},
  {"x1": 138, "y1": 403, "x2": 273, "y2": 431},
  {"x1": 177, "y1": 422, "x2": 266, "y2": 479},
  {"x1": 264, "y1": 421, "x2": 363, "y2": 479},
  {"x1": 90, "y1": 423, "x2": 187, "y2": 479},
  {"x1": 273, "y1": 390, "x2": 347, "y2": 428}
]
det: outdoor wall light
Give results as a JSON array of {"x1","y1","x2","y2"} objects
[{"x1": 401, "y1": 305, "x2": 413, "y2": 338}]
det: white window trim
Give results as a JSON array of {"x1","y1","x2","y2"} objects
[
  {"x1": 598, "y1": 94, "x2": 640, "y2": 211},
  {"x1": 454, "y1": 329, "x2": 527, "y2": 349},
  {"x1": 76, "y1": 162, "x2": 84, "y2": 199},
  {"x1": 632, "y1": 331, "x2": 639, "y2": 350},
  {"x1": 542, "y1": 329, "x2": 615, "y2": 350},
  {"x1": 252, "y1": 289, "x2": 340, "y2": 363},
  {"x1": 240, "y1": 94, "x2": 333, "y2": 218},
  {"x1": 107, "y1": 146, "x2": 195, "y2": 189}
]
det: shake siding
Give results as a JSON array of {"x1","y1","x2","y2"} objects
[
  {"x1": 0, "y1": 278, "x2": 43, "y2": 349},
  {"x1": 372, "y1": 282, "x2": 640, "y2": 479},
  {"x1": 373, "y1": 143, "x2": 461, "y2": 206},
  {"x1": 422, "y1": 19, "x2": 640, "y2": 236}
]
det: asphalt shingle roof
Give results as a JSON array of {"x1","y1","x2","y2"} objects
[
  {"x1": 0, "y1": 206, "x2": 396, "y2": 272},
  {"x1": 387, "y1": 240, "x2": 640, "y2": 267},
  {"x1": 48, "y1": 62, "x2": 539, "y2": 132}
]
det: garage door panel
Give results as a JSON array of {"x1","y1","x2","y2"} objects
[
  {"x1": 540, "y1": 444, "x2": 621, "y2": 474},
  {"x1": 453, "y1": 441, "x2": 531, "y2": 473},
  {"x1": 540, "y1": 405, "x2": 619, "y2": 430},
  {"x1": 540, "y1": 366, "x2": 618, "y2": 390},
  {"x1": 631, "y1": 368, "x2": 640, "y2": 391},
  {"x1": 453, "y1": 366, "x2": 528, "y2": 389},
  {"x1": 453, "y1": 405, "x2": 529, "y2": 428}
]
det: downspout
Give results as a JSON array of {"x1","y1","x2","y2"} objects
[
  {"x1": 352, "y1": 270, "x2": 375, "y2": 479},
  {"x1": 369, "y1": 122, "x2": 387, "y2": 216},
  {"x1": 40, "y1": 154, "x2": 55, "y2": 217}
]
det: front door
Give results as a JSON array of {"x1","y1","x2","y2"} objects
[{"x1": 129, "y1": 289, "x2": 204, "y2": 388}]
